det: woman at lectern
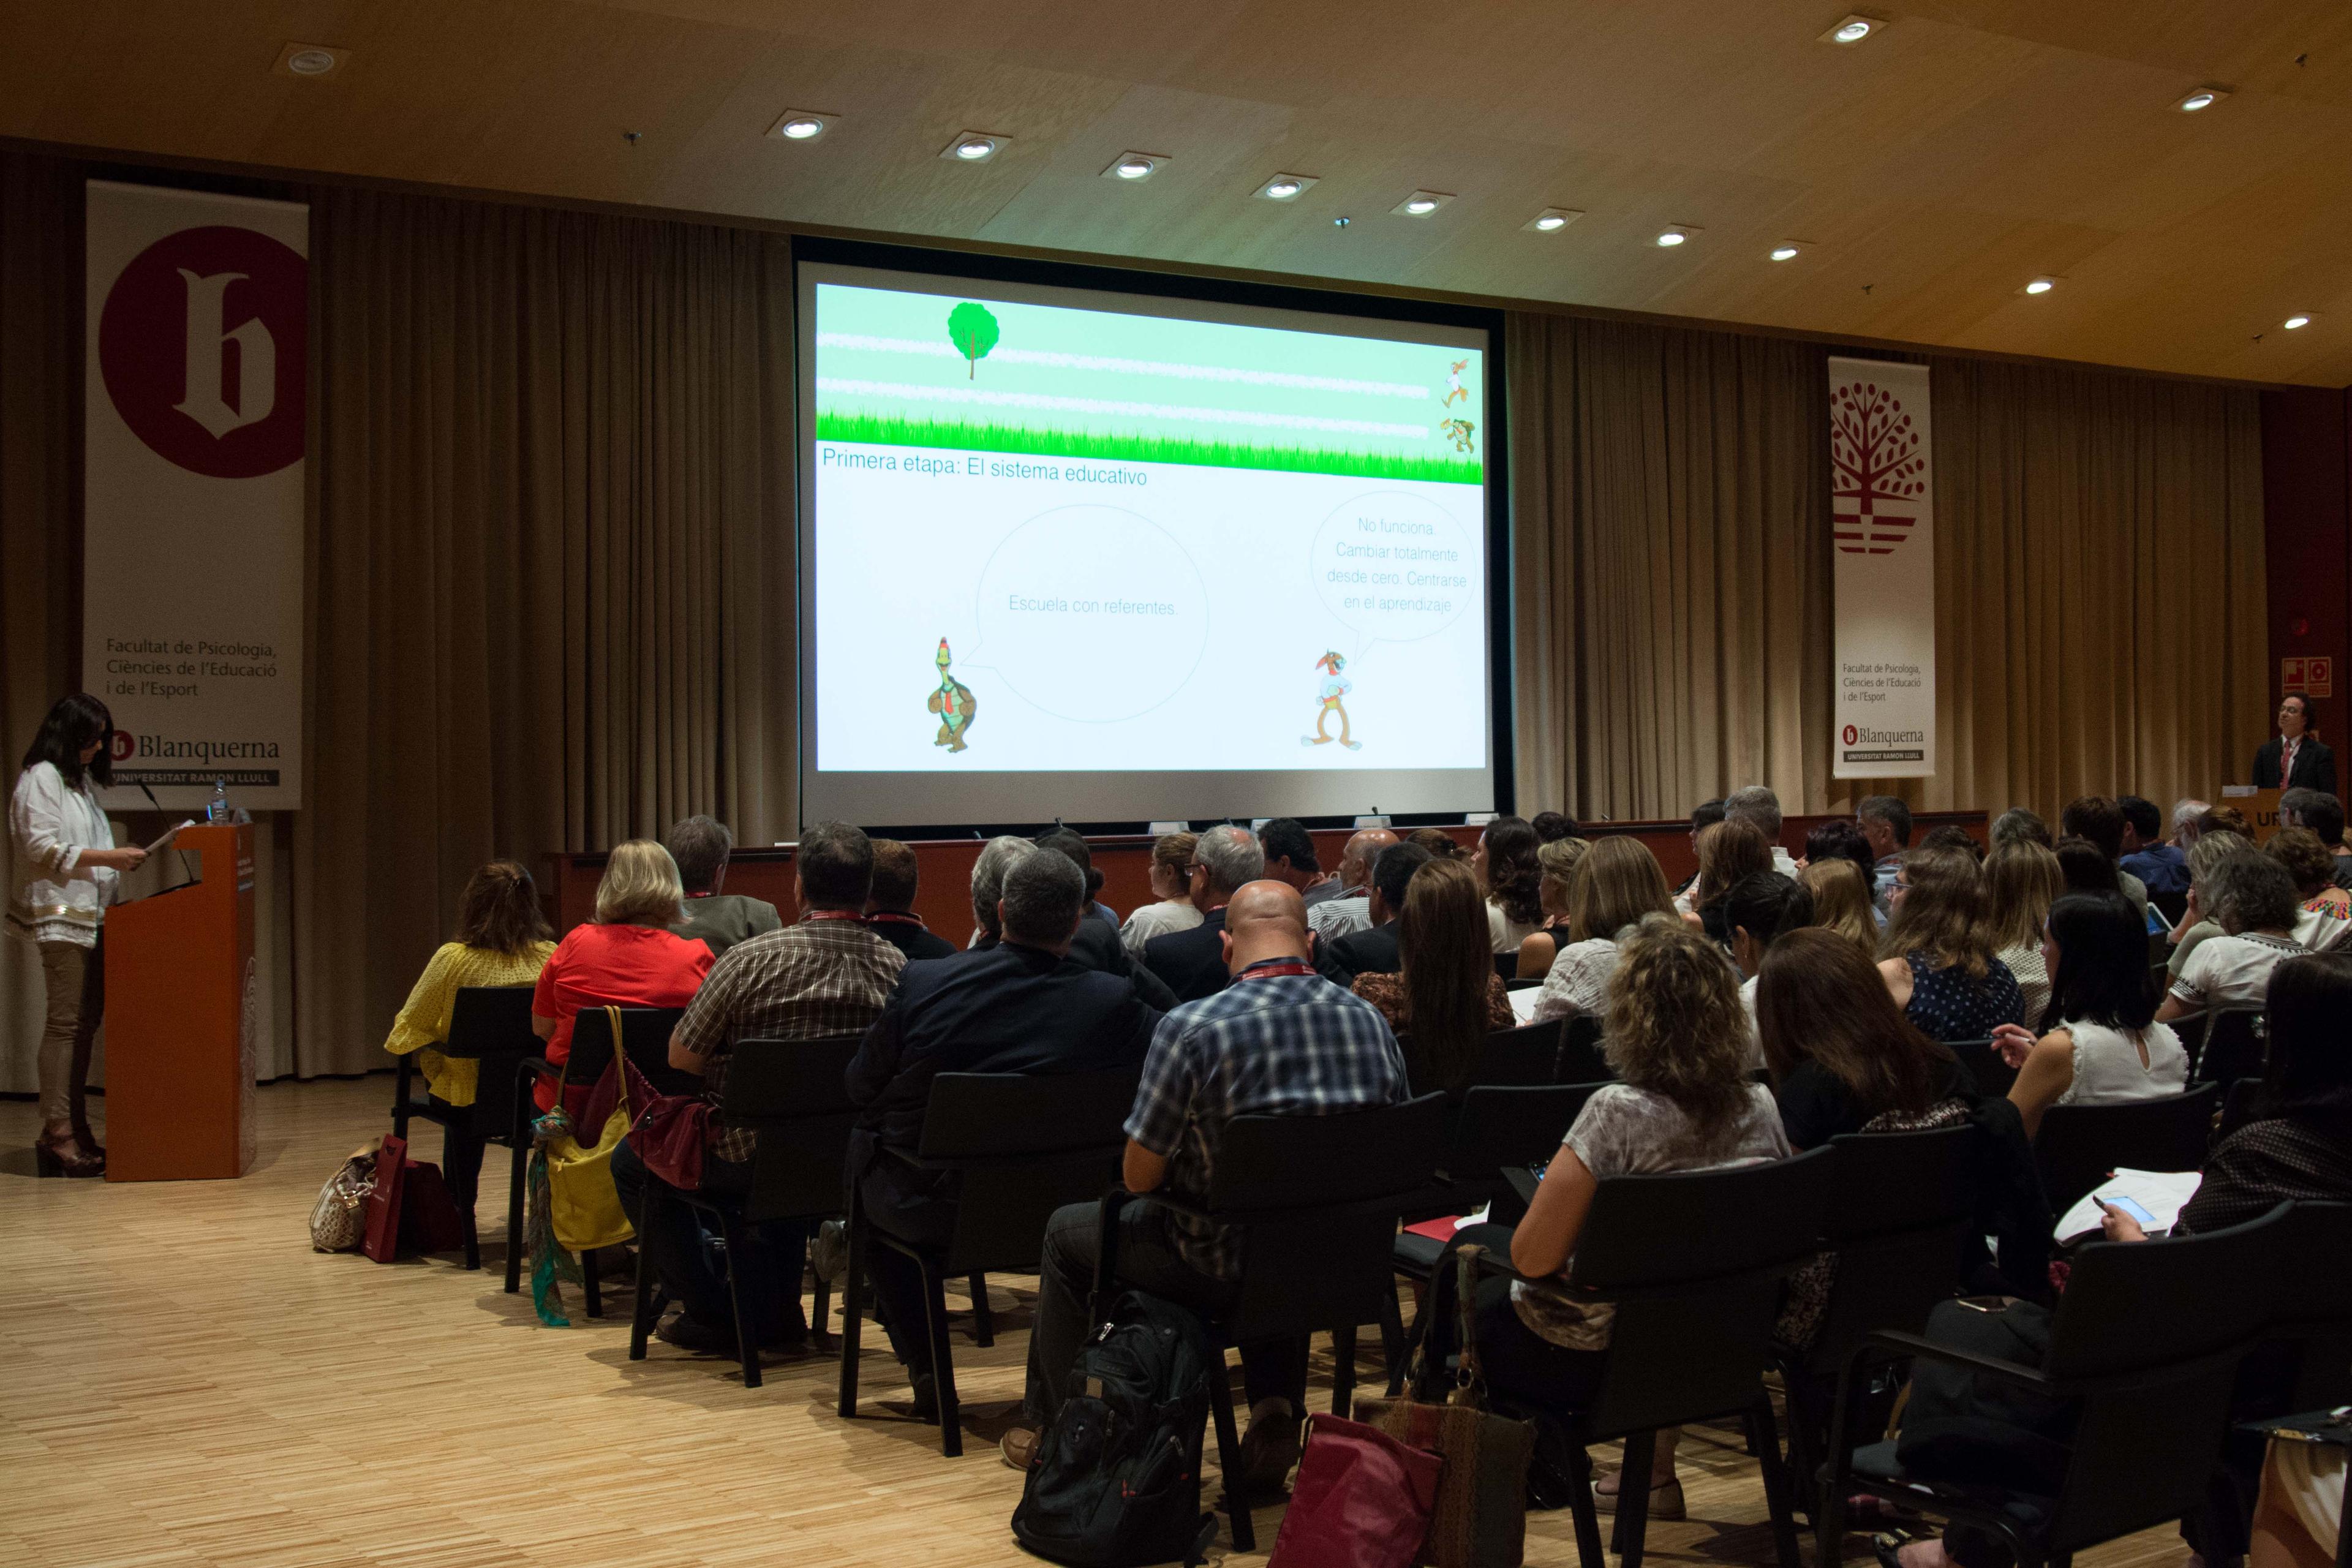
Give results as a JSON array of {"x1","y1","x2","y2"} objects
[{"x1": 8, "y1": 694, "x2": 148, "y2": 1177}]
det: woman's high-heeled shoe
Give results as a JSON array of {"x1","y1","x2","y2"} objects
[
  {"x1": 1593, "y1": 1474, "x2": 1686, "y2": 1520},
  {"x1": 34, "y1": 1131, "x2": 104, "y2": 1178},
  {"x1": 72, "y1": 1123, "x2": 104, "y2": 1161}
]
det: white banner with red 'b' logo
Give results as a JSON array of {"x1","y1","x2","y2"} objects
[
  {"x1": 1830, "y1": 356, "x2": 1935, "y2": 780},
  {"x1": 85, "y1": 181, "x2": 307, "y2": 809}
]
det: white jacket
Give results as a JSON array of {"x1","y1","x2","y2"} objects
[{"x1": 8, "y1": 762, "x2": 118, "y2": 947}]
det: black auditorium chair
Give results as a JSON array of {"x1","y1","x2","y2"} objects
[
  {"x1": 627, "y1": 1035, "x2": 864, "y2": 1388},
  {"x1": 1770, "y1": 1126, "x2": 1980, "y2": 1525},
  {"x1": 520, "y1": 1003, "x2": 689, "y2": 1315},
  {"x1": 2191, "y1": 1007, "x2": 2267, "y2": 1090},
  {"x1": 2032, "y1": 1084, "x2": 2218, "y2": 1215},
  {"x1": 1466, "y1": 1148, "x2": 1836, "y2": 1568},
  {"x1": 388, "y1": 984, "x2": 538, "y2": 1274},
  {"x1": 1945, "y1": 1036, "x2": 2015, "y2": 1099},
  {"x1": 836, "y1": 1069, "x2": 1138, "y2": 1457},
  {"x1": 1819, "y1": 1205, "x2": 2291, "y2": 1568},
  {"x1": 1558, "y1": 1015, "x2": 1611, "y2": 1085},
  {"x1": 1099, "y1": 1093, "x2": 1449, "y2": 1553}
]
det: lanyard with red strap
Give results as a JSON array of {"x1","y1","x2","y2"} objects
[
  {"x1": 801, "y1": 908, "x2": 865, "y2": 924},
  {"x1": 1236, "y1": 959, "x2": 1318, "y2": 982},
  {"x1": 867, "y1": 911, "x2": 928, "y2": 929}
]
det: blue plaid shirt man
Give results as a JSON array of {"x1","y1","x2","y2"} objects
[{"x1": 1125, "y1": 957, "x2": 1409, "y2": 1280}]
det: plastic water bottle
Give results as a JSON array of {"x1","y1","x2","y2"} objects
[{"x1": 208, "y1": 778, "x2": 228, "y2": 823}]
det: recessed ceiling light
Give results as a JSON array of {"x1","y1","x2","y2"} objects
[
  {"x1": 2023, "y1": 277, "x2": 2057, "y2": 295},
  {"x1": 1525, "y1": 208, "x2": 1585, "y2": 233},
  {"x1": 940, "y1": 132, "x2": 1008, "y2": 163},
  {"x1": 1656, "y1": 225, "x2": 1698, "y2": 247},
  {"x1": 2176, "y1": 86, "x2": 2230, "y2": 113},
  {"x1": 1256, "y1": 173, "x2": 1318, "y2": 201},
  {"x1": 1769, "y1": 242, "x2": 1804, "y2": 261},
  {"x1": 1392, "y1": 190, "x2": 1455, "y2": 217},
  {"x1": 2285, "y1": 314, "x2": 2313, "y2": 330},
  {"x1": 1819, "y1": 14, "x2": 1882, "y2": 45},
  {"x1": 274, "y1": 42, "x2": 349, "y2": 78},
  {"x1": 1102, "y1": 152, "x2": 1167, "y2": 181},
  {"x1": 767, "y1": 110, "x2": 835, "y2": 142}
]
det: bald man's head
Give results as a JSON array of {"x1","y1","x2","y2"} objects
[
  {"x1": 1221, "y1": 880, "x2": 1313, "y2": 975},
  {"x1": 1338, "y1": 828, "x2": 1398, "y2": 888}
]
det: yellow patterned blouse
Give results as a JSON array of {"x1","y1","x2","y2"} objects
[{"x1": 382, "y1": 940, "x2": 556, "y2": 1106}]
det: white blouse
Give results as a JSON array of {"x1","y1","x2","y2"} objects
[{"x1": 8, "y1": 762, "x2": 119, "y2": 948}]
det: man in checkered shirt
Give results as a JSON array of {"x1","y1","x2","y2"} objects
[
  {"x1": 611, "y1": 821, "x2": 902, "y2": 1358},
  {"x1": 1003, "y1": 880, "x2": 1408, "y2": 1491}
]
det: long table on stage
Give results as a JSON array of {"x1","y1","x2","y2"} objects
[{"x1": 546, "y1": 811, "x2": 1989, "y2": 941}]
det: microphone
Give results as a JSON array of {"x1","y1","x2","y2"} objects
[{"x1": 135, "y1": 782, "x2": 198, "y2": 889}]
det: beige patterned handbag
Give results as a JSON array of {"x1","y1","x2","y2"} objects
[{"x1": 308, "y1": 1139, "x2": 380, "y2": 1252}]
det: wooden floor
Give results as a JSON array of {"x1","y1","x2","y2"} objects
[{"x1": 1, "y1": 1079, "x2": 2194, "y2": 1568}]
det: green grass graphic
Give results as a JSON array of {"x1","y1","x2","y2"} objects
[{"x1": 815, "y1": 410, "x2": 1482, "y2": 485}]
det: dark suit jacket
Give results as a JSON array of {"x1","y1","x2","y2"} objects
[
  {"x1": 967, "y1": 919, "x2": 1177, "y2": 1011},
  {"x1": 868, "y1": 913, "x2": 956, "y2": 963},
  {"x1": 2255, "y1": 736, "x2": 2338, "y2": 796},
  {"x1": 846, "y1": 942, "x2": 1159, "y2": 1224},
  {"x1": 1145, "y1": 907, "x2": 1232, "y2": 1003},
  {"x1": 1317, "y1": 921, "x2": 1401, "y2": 987}
]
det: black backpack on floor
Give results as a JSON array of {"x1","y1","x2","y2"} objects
[{"x1": 1011, "y1": 1291, "x2": 1218, "y2": 1567}]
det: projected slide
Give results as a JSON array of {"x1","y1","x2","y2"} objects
[{"x1": 806, "y1": 274, "x2": 1487, "y2": 783}]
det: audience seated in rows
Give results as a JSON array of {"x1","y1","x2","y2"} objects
[
  {"x1": 1488, "y1": 919, "x2": 1794, "y2": 1515},
  {"x1": 1003, "y1": 833, "x2": 1177, "y2": 1010},
  {"x1": 530, "y1": 840, "x2": 714, "y2": 1112},
  {"x1": 1724, "y1": 785, "x2": 1800, "y2": 877},
  {"x1": 2117, "y1": 794, "x2": 2190, "y2": 897},
  {"x1": 1003, "y1": 880, "x2": 1409, "y2": 1489},
  {"x1": 614, "y1": 822, "x2": 901, "y2": 1355},
  {"x1": 1879, "y1": 845, "x2": 2026, "y2": 1042},
  {"x1": 2169, "y1": 824, "x2": 2260, "y2": 979},
  {"x1": 1990, "y1": 806, "x2": 2052, "y2": 851},
  {"x1": 1983, "y1": 840, "x2": 2064, "y2": 1027},
  {"x1": 2278, "y1": 786, "x2": 2352, "y2": 890},
  {"x1": 2054, "y1": 834, "x2": 2121, "y2": 896},
  {"x1": 1352, "y1": 856, "x2": 1514, "y2": 1095},
  {"x1": 1144, "y1": 824, "x2": 1265, "y2": 1003},
  {"x1": 1800, "y1": 857, "x2": 1880, "y2": 963},
  {"x1": 1918, "y1": 824, "x2": 1983, "y2": 863},
  {"x1": 1858, "y1": 794, "x2": 1914, "y2": 913},
  {"x1": 2268, "y1": 827, "x2": 2352, "y2": 953},
  {"x1": 1531, "y1": 810, "x2": 1580, "y2": 844},
  {"x1": 1513, "y1": 836, "x2": 1588, "y2": 979},
  {"x1": 1691, "y1": 820, "x2": 1773, "y2": 948},
  {"x1": 1034, "y1": 827, "x2": 1120, "y2": 929},
  {"x1": 1673, "y1": 797, "x2": 1727, "y2": 907},
  {"x1": 1722, "y1": 870, "x2": 1812, "y2": 1050},
  {"x1": 846, "y1": 844, "x2": 1160, "y2": 1414},
  {"x1": 1257, "y1": 816, "x2": 1340, "y2": 908},
  {"x1": 1119, "y1": 832, "x2": 1201, "y2": 959},
  {"x1": 1316, "y1": 840, "x2": 1428, "y2": 987},
  {"x1": 1306, "y1": 826, "x2": 1400, "y2": 942},
  {"x1": 1474, "y1": 815, "x2": 1546, "y2": 954},
  {"x1": 1994, "y1": 891, "x2": 2187, "y2": 1138},
  {"x1": 2061, "y1": 794, "x2": 2151, "y2": 922},
  {"x1": 864, "y1": 837, "x2": 955, "y2": 962},
  {"x1": 382, "y1": 859, "x2": 556, "y2": 1205},
  {"x1": 2160, "y1": 854, "x2": 2309, "y2": 1019},
  {"x1": 668, "y1": 814, "x2": 782, "y2": 957},
  {"x1": 1407, "y1": 824, "x2": 1465, "y2": 861},
  {"x1": 1529, "y1": 835, "x2": 1678, "y2": 1025}
]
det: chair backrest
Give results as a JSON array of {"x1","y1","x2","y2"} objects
[
  {"x1": 1945, "y1": 1036, "x2": 2015, "y2": 1098},
  {"x1": 2269, "y1": 1200, "x2": 2352, "y2": 1411},
  {"x1": 1557, "y1": 1015, "x2": 1611, "y2": 1085},
  {"x1": 1465, "y1": 1020, "x2": 1562, "y2": 1090},
  {"x1": 1504, "y1": 977, "x2": 1541, "y2": 992},
  {"x1": 2169, "y1": 1009, "x2": 2212, "y2": 1068},
  {"x1": 1205, "y1": 1095, "x2": 1452, "y2": 1344},
  {"x1": 720, "y1": 1035, "x2": 865, "y2": 1224},
  {"x1": 2040, "y1": 1205, "x2": 2290, "y2": 1552},
  {"x1": 1493, "y1": 952, "x2": 1520, "y2": 982},
  {"x1": 564, "y1": 1004, "x2": 695, "y2": 1096},
  {"x1": 2192, "y1": 1008, "x2": 2266, "y2": 1088},
  {"x1": 1443, "y1": 1083, "x2": 1599, "y2": 1202},
  {"x1": 915, "y1": 1069, "x2": 1140, "y2": 1274},
  {"x1": 440, "y1": 986, "x2": 540, "y2": 1136},
  {"x1": 2033, "y1": 1084, "x2": 2219, "y2": 1212},
  {"x1": 1560, "y1": 1147, "x2": 1837, "y2": 1437},
  {"x1": 2146, "y1": 928, "x2": 2172, "y2": 968},
  {"x1": 1790, "y1": 1126, "x2": 1980, "y2": 1373}
]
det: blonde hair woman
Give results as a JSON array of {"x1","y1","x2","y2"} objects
[
  {"x1": 1354, "y1": 858, "x2": 1515, "y2": 1094},
  {"x1": 1800, "y1": 858, "x2": 1879, "y2": 966},
  {"x1": 1529, "y1": 837, "x2": 1678, "y2": 1023},
  {"x1": 1879, "y1": 845, "x2": 2025, "y2": 1042},
  {"x1": 1120, "y1": 831, "x2": 1202, "y2": 959},
  {"x1": 1516, "y1": 837, "x2": 1590, "y2": 979},
  {"x1": 1984, "y1": 840, "x2": 2065, "y2": 1027},
  {"x1": 528, "y1": 840, "x2": 714, "y2": 1109},
  {"x1": 1692, "y1": 821, "x2": 1773, "y2": 947}
]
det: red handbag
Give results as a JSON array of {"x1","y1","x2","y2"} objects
[
  {"x1": 1267, "y1": 1413, "x2": 1444, "y2": 1568},
  {"x1": 360, "y1": 1133, "x2": 467, "y2": 1262},
  {"x1": 631, "y1": 1093, "x2": 709, "y2": 1191}
]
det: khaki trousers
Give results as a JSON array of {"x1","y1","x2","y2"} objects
[{"x1": 36, "y1": 933, "x2": 104, "y2": 1129}]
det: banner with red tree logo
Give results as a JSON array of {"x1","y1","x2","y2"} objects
[{"x1": 1830, "y1": 357, "x2": 1935, "y2": 778}]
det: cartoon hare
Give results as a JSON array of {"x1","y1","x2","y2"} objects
[
  {"x1": 1442, "y1": 358, "x2": 1471, "y2": 407},
  {"x1": 1302, "y1": 649, "x2": 1362, "y2": 750},
  {"x1": 929, "y1": 638, "x2": 977, "y2": 753}
]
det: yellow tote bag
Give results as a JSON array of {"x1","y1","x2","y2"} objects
[{"x1": 545, "y1": 1006, "x2": 636, "y2": 1253}]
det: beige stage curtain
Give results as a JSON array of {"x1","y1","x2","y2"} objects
[
  {"x1": 295, "y1": 190, "x2": 796, "y2": 1074},
  {"x1": 1507, "y1": 311, "x2": 2269, "y2": 827}
]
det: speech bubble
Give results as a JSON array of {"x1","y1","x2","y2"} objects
[
  {"x1": 965, "y1": 503, "x2": 1209, "y2": 723},
  {"x1": 1308, "y1": 491, "x2": 1475, "y2": 654}
]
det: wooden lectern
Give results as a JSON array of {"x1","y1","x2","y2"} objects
[
  {"x1": 103, "y1": 822, "x2": 257, "y2": 1180},
  {"x1": 2220, "y1": 786, "x2": 2283, "y2": 844}
]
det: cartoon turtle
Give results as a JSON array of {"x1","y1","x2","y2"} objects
[
  {"x1": 1301, "y1": 649, "x2": 1362, "y2": 750},
  {"x1": 1438, "y1": 417, "x2": 1476, "y2": 454},
  {"x1": 928, "y1": 638, "x2": 977, "y2": 753}
]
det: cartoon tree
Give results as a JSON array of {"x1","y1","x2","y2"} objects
[
  {"x1": 1829, "y1": 380, "x2": 1927, "y2": 554},
  {"x1": 946, "y1": 301, "x2": 1000, "y2": 379}
]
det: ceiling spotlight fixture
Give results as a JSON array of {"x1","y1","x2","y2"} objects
[
  {"x1": 2175, "y1": 86, "x2": 2230, "y2": 113},
  {"x1": 1391, "y1": 190, "x2": 1455, "y2": 217},
  {"x1": 1819, "y1": 14, "x2": 1882, "y2": 45},
  {"x1": 1656, "y1": 225, "x2": 1698, "y2": 247},
  {"x1": 940, "y1": 132, "x2": 1008, "y2": 163},
  {"x1": 767, "y1": 110, "x2": 836, "y2": 142},
  {"x1": 1769, "y1": 242, "x2": 1804, "y2": 261},
  {"x1": 274, "y1": 42, "x2": 349, "y2": 77},
  {"x1": 1256, "y1": 173, "x2": 1318, "y2": 201},
  {"x1": 2023, "y1": 277, "x2": 2057, "y2": 295},
  {"x1": 1525, "y1": 207, "x2": 1585, "y2": 233},
  {"x1": 1102, "y1": 151, "x2": 1166, "y2": 181},
  {"x1": 2285, "y1": 314, "x2": 2313, "y2": 330}
]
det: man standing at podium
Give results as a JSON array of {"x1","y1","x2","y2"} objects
[{"x1": 2254, "y1": 692, "x2": 2337, "y2": 797}]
